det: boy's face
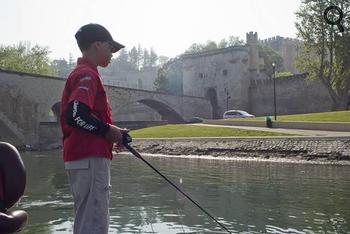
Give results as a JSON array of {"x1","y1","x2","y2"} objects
[{"x1": 95, "y1": 41, "x2": 114, "y2": 67}]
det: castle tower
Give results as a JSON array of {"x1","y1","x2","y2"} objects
[
  {"x1": 246, "y1": 31, "x2": 260, "y2": 78},
  {"x1": 259, "y1": 36, "x2": 301, "y2": 74}
]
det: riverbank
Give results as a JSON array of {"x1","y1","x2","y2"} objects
[{"x1": 129, "y1": 137, "x2": 350, "y2": 163}]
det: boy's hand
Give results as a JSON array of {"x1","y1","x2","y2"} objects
[{"x1": 105, "y1": 125, "x2": 129, "y2": 148}]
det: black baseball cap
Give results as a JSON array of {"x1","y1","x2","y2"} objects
[{"x1": 75, "y1": 23, "x2": 125, "y2": 53}]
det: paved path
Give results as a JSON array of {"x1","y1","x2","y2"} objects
[{"x1": 191, "y1": 123, "x2": 350, "y2": 138}]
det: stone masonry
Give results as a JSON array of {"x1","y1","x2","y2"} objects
[
  {"x1": 0, "y1": 69, "x2": 211, "y2": 146},
  {"x1": 131, "y1": 137, "x2": 350, "y2": 162}
]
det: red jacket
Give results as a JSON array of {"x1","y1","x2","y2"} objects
[{"x1": 60, "y1": 57, "x2": 113, "y2": 161}]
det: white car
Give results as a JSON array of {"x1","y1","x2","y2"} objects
[{"x1": 223, "y1": 110, "x2": 255, "y2": 119}]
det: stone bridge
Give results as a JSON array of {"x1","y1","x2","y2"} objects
[{"x1": 0, "y1": 70, "x2": 212, "y2": 146}]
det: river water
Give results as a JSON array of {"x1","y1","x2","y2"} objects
[{"x1": 16, "y1": 150, "x2": 350, "y2": 233}]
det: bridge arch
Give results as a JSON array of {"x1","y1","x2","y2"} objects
[
  {"x1": 49, "y1": 100, "x2": 185, "y2": 124},
  {"x1": 137, "y1": 99, "x2": 185, "y2": 124}
]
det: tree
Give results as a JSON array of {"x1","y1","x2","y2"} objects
[
  {"x1": 154, "y1": 58, "x2": 183, "y2": 95},
  {"x1": 149, "y1": 48, "x2": 158, "y2": 67},
  {"x1": 128, "y1": 46, "x2": 139, "y2": 70},
  {"x1": 142, "y1": 49, "x2": 150, "y2": 68},
  {"x1": 184, "y1": 43, "x2": 204, "y2": 54},
  {"x1": 227, "y1": 36, "x2": 244, "y2": 46},
  {"x1": 218, "y1": 39, "x2": 228, "y2": 48},
  {"x1": 99, "y1": 45, "x2": 165, "y2": 77},
  {"x1": 204, "y1": 40, "x2": 218, "y2": 51},
  {"x1": 137, "y1": 44, "x2": 143, "y2": 69},
  {"x1": 184, "y1": 36, "x2": 244, "y2": 54},
  {"x1": 51, "y1": 58, "x2": 71, "y2": 77},
  {"x1": 0, "y1": 42, "x2": 55, "y2": 76},
  {"x1": 258, "y1": 44, "x2": 284, "y2": 77},
  {"x1": 154, "y1": 66, "x2": 169, "y2": 92},
  {"x1": 275, "y1": 71, "x2": 293, "y2": 78},
  {"x1": 68, "y1": 53, "x2": 75, "y2": 67},
  {"x1": 295, "y1": 0, "x2": 350, "y2": 108}
]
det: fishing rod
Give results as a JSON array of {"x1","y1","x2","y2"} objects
[{"x1": 122, "y1": 133, "x2": 232, "y2": 234}]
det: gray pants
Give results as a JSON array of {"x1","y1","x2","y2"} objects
[{"x1": 65, "y1": 157, "x2": 111, "y2": 234}]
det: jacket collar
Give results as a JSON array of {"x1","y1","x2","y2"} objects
[{"x1": 77, "y1": 57, "x2": 98, "y2": 73}]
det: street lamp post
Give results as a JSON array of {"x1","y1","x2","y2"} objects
[
  {"x1": 224, "y1": 87, "x2": 231, "y2": 111},
  {"x1": 272, "y1": 62, "x2": 277, "y2": 120}
]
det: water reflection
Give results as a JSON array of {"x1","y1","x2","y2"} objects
[{"x1": 16, "y1": 150, "x2": 350, "y2": 233}]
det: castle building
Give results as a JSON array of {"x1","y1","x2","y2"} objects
[
  {"x1": 164, "y1": 32, "x2": 332, "y2": 118},
  {"x1": 166, "y1": 32, "x2": 268, "y2": 118},
  {"x1": 101, "y1": 32, "x2": 333, "y2": 118}
]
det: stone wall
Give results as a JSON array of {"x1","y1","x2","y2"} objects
[
  {"x1": 131, "y1": 137, "x2": 350, "y2": 161},
  {"x1": 161, "y1": 32, "x2": 334, "y2": 118},
  {"x1": 181, "y1": 46, "x2": 251, "y2": 116},
  {"x1": 250, "y1": 74, "x2": 333, "y2": 116},
  {"x1": 0, "y1": 71, "x2": 65, "y2": 145}
]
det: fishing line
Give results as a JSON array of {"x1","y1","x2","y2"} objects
[{"x1": 122, "y1": 133, "x2": 232, "y2": 234}]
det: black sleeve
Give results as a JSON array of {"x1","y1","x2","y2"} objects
[{"x1": 65, "y1": 100, "x2": 110, "y2": 136}]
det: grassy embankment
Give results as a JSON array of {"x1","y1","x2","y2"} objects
[
  {"x1": 130, "y1": 124, "x2": 294, "y2": 138},
  {"x1": 130, "y1": 111, "x2": 349, "y2": 138},
  {"x1": 221, "y1": 110, "x2": 350, "y2": 122}
]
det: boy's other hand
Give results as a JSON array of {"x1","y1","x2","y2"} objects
[{"x1": 105, "y1": 125, "x2": 129, "y2": 148}]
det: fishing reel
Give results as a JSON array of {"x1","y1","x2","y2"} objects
[{"x1": 122, "y1": 133, "x2": 132, "y2": 146}]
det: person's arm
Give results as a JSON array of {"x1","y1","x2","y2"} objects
[{"x1": 65, "y1": 100, "x2": 110, "y2": 135}]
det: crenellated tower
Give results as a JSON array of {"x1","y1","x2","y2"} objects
[{"x1": 246, "y1": 32, "x2": 260, "y2": 79}]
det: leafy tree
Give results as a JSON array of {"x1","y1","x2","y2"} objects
[
  {"x1": 142, "y1": 49, "x2": 150, "y2": 68},
  {"x1": 227, "y1": 36, "x2": 244, "y2": 46},
  {"x1": 68, "y1": 53, "x2": 75, "y2": 67},
  {"x1": 154, "y1": 58, "x2": 183, "y2": 95},
  {"x1": 275, "y1": 71, "x2": 293, "y2": 78},
  {"x1": 184, "y1": 43, "x2": 204, "y2": 54},
  {"x1": 218, "y1": 39, "x2": 228, "y2": 48},
  {"x1": 149, "y1": 48, "x2": 158, "y2": 67},
  {"x1": 204, "y1": 40, "x2": 218, "y2": 51},
  {"x1": 128, "y1": 46, "x2": 139, "y2": 70},
  {"x1": 184, "y1": 41, "x2": 217, "y2": 54},
  {"x1": 258, "y1": 44, "x2": 284, "y2": 77},
  {"x1": 295, "y1": 0, "x2": 350, "y2": 108},
  {"x1": 51, "y1": 58, "x2": 72, "y2": 77},
  {"x1": 154, "y1": 66, "x2": 169, "y2": 92},
  {"x1": 100, "y1": 48, "x2": 136, "y2": 76},
  {"x1": 0, "y1": 42, "x2": 55, "y2": 76},
  {"x1": 118, "y1": 49, "x2": 129, "y2": 62},
  {"x1": 164, "y1": 60, "x2": 183, "y2": 95},
  {"x1": 141, "y1": 48, "x2": 157, "y2": 68},
  {"x1": 137, "y1": 44, "x2": 143, "y2": 69},
  {"x1": 100, "y1": 45, "x2": 164, "y2": 77},
  {"x1": 184, "y1": 36, "x2": 244, "y2": 54}
]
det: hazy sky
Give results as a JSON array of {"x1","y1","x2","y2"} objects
[{"x1": 1, "y1": 0, "x2": 302, "y2": 60}]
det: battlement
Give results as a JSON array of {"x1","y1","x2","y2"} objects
[
  {"x1": 246, "y1": 31, "x2": 258, "y2": 44},
  {"x1": 180, "y1": 45, "x2": 247, "y2": 59},
  {"x1": 259, "y1": 36, "x2": 300, "y2": 47},
  {"x1": 250, "y1": 73, "x2": 308, "y2": 87}
]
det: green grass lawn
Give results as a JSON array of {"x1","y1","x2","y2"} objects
[
  {"x1": 130, "y1": 124, "x2": 294, "y2": 138},
  {"x1": 220, "y1": 110, "x2": 350, "y2": 122}
]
